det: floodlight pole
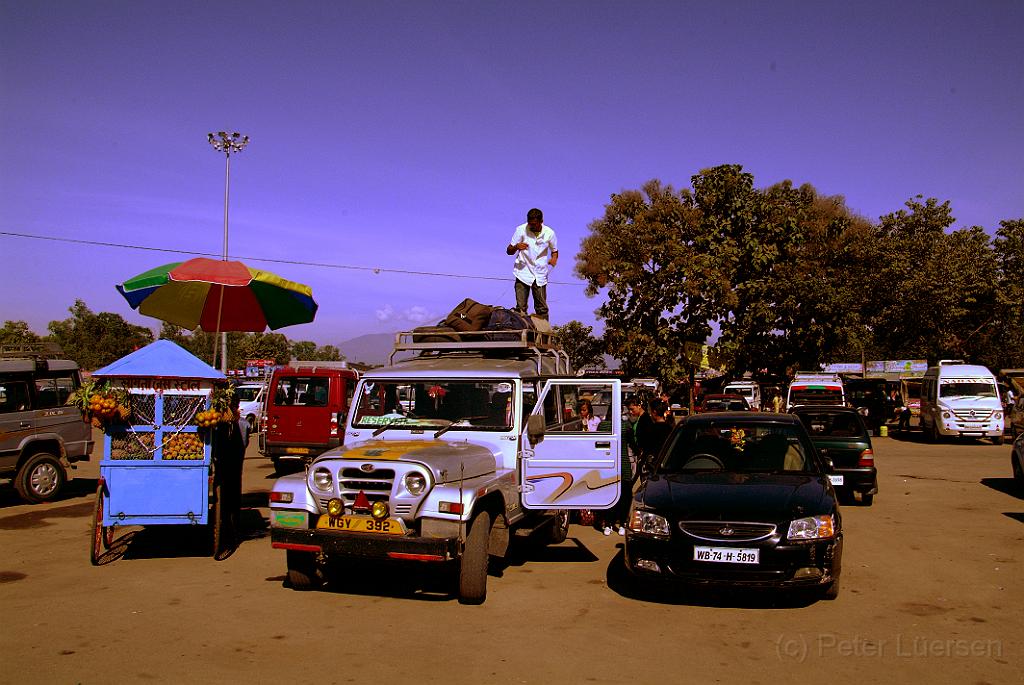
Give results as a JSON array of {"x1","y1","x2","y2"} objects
[{"x1": 207, "y1": 131, "x2": 249, "y2": 373}]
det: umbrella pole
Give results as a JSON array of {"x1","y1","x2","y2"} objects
[{"x1": 214, "y1": 283, "x2": 227, "y2": 373}]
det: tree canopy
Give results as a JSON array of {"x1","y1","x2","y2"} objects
[{"x1": 577, "y1": 165, "x2": 1023, "y2": 381}]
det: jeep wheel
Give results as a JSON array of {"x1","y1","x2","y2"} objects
[
  {"x1": 457, "y1": 510, "x2": 492, "y2": 605},
  {"x1": 286, "y1": 550, "x2": 321, "y2": 591},
  {"x1": 547, "y1": 510, "x2": 570, "y2": 546},
  {"x1": 15, "y1": 451, "x2": 65, "y2": 503}
]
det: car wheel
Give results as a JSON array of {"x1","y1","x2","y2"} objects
[
  {"x1": 1012, "y1": 452, "x2": 1024, "y2": 485},
  {"x1": 927, "y1": 421, "x2": 939, "y2": 444},
  {"x1": 821, "y1": 577, "x2": 840, "y2": 600},
  {"x1": 246, "y1": 414, "x2": 256, "y2": 432},
  {"x1": 14, "y1": 451, "x2": 66, "y2": 503},
  {"x1": 547, "y1": 510, "x2": 570, "y2": 546},
  {"x1": 992, "y1": 435, "x2": 1004, "y2": 446},
  {"x1": 457, "y1": 509, "x2": 492, "y2": 605},
  {"x1": 859, "y1": 493, "x2": 874, "y2": 506},
  {"x1": 286, "y1": 550, "x2": 321, "y2": 590}
]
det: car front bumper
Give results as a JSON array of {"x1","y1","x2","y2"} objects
[{"x1": 624, "y1": 533, "x2": 842, "y2": 590}]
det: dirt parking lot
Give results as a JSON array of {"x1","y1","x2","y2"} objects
[{"x1": 1, "y1": 431, "x2": 1021, "y2": 684}]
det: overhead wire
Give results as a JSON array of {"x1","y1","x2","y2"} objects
[{"x1": 0, "y1": 230, "x2": 580, "y2": 286}]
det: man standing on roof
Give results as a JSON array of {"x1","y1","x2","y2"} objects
[{"x1": 506, "y1": 207, "x2": 558, "y2": 320}]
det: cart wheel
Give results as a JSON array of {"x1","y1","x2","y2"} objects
[{"x1": 90, "y1": 486, "x2": 113, "y2": 565}]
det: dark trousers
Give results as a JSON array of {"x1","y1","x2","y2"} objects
[{"x1": 514, "y1": 279, "x2": 548, "y2": 319}]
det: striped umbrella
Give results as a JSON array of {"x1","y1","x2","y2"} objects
[{"x1": 116, "y1": 257, "x2": 318, "y2": 332}]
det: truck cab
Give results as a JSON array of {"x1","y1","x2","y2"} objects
[{"x1": 269, "y1": 329, "x2": 622, "y2": 604}]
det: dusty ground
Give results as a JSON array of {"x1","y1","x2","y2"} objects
[{"x1": 1, "y1": 430, "x2": 1021, "y2": 684}]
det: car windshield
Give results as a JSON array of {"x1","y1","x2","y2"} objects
[
  {"x1": 659, "y1": 422, "x2": 817, "y2": 474},
  {"x1": 940, "y1": 380, "x2": 997, "y2": 398},
  {"x1": 352, "y1": 379, "x2": 514, "y2": 432},
  {"x1": 796, "y1": 412, "x2": 866, "y2": 438},
  {"x1": 789, "y1": 388, "x2": 843, "y2": 405},
  {"x1": 235, "y1": 386, "x2": 262, "y2": 402}
]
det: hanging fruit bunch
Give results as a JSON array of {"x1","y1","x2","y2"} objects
[
  {"x1": 196, "y1": 385, "x2": 236, "y2": 428},
  {"x1": 161, "y1": 433, "x2": 205, "y2": 460},
  {"x1": 67, "y1": 380, "x2": 130, "y2": 428}
]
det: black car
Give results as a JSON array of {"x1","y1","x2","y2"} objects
[
  {"x1": 792, "y1": 406, "x2": 878, "y2": 506},
  {"x1": 624, "y1": 412, "x2": 842, "y2": 599}
]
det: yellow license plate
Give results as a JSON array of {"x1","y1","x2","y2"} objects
[
  {"x1": 285, "y1": 447, "x2": 310, "y2": 455},
  {"x1": 316, "y1": 515, "x2": 406, "y2": 535}
]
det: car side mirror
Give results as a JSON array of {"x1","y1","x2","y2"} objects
[{"x1": 527, "y1": 414, "x2": 546, "y2": 445}]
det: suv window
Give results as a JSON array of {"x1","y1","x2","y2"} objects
[
  {"x1": 0, "y1": 381, "x2": 32, "y2": 413},
  {"x1": 274, "y1": 376, "x2": 330, "y2": 406}
]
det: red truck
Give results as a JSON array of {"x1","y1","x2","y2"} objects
[{"x1": 260, "y1": 362, "x2": 359, "y2": 474}]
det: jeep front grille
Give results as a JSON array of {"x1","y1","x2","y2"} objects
[{"x1": 338, "y1": 467, "x2": 395, "y2": 507}]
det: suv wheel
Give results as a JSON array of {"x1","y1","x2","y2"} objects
[{"x1": 15, "y1": 451, "x2": 66, "y2": 503}]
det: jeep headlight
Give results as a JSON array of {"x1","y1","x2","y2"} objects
[
  {"x1": 787, "y1": 515, "x2": 835, "y2": 541},
  {"x1": 312, "y1": 467, "x2": 333, "y2": 491},
  {"x1": 404, "y1": 472, "x2": 427, "y2": 495},
  {"x1": 628, "y1": 508, "x2": 671, "y2": 537}
]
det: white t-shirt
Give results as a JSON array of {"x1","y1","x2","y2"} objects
[{"x1": 509, "y1": 223, "x2": 558, "y2": 286}]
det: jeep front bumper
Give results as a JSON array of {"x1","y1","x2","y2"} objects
[{"x1": 271, "y1": 527, "x2": 460, "y2": 562}]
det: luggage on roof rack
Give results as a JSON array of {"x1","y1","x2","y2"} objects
[{"x1": 391, "y1": 328, "x2": 569, "y2": 373}]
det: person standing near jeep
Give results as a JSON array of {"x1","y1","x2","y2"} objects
[{"x1": 506, "y1": 207, "x2": 558, "y2": 320}]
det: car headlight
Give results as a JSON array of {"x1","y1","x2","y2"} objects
[
  {"x1": 404, "y1": 472, "x2": 427, "y2": 495},
  {"x1": 994, "y1": 411, "x2": 1003, "y2": 420},
  {"x1": 628, "y1": 508, "x2": 671, "y2": 537},
  {"x1": 788, "y1": 515, "x2": 835, "y2": 541},
  {"x1": 312, "y1": 467, "x2": 333, "y2": 491}
]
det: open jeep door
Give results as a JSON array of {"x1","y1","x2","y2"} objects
[{"x1": 521, "y1": 378, "x2": 621, "y2": 510}]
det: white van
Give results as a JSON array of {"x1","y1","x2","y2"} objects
[
  {"x1": 723, "y1": 380, "x2": 761, "y2": 410},
  {"x1": 920, "y1": 361, "x2": 1004, "y2": 444},
  {"x1": 786, "y1": 373, "x2": 845, "y2": 411}
]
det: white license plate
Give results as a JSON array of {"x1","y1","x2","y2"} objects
[
  {"x1": 829, "y1": 474, "x2": 844, "y2": 485},
  {"x1": 693, "y1": 546, "x2": 759, "y2": 564}
]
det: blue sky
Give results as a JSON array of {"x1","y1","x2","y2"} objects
[{"x1": 2, "y1": 1, "x2": 1022, "y2": 345}]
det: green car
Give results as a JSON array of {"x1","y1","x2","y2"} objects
[{"x1": 792, "y1": 407, "x2": 878, "y2": 506}]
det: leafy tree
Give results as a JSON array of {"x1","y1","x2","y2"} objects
[
  {"x1": 290, "y1": 341, "x2": 344, "y2": 362},
  {"x1": 552, "y1": 321, "x2": 604, "y2": 371},
  {"x1": 577, "y1": 179, "x2": 716, "y2": 385},
  {"x1": 0, "y1": 320, "x2": 41, "y2": 347},
  {"x1": 48, "y1": 300, "x2": 154, "y2": 370}
]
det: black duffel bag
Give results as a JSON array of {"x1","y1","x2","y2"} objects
[
  {"x1": 411, "y1": 325, "x2": 461, "y2": 343},
  {"x1": 484, "y1": 307, "x2": 534, "y2": 341}
]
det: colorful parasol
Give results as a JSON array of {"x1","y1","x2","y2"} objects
[{"x1": 116, "y1": 257, "x2": 318, "y2": 332}]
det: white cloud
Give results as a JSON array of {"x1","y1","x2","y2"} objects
[
  {"x1": 375, "y1": 304, "x2": 395, "y2": 322},
  {"x1": 403, "y1": 306, "x2": 437, "y2": 324}
]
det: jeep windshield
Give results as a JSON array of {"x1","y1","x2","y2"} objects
[{"x1": 353, "y1": 379, "x2": 514, "y2": 432}]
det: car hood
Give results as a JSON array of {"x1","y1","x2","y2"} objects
[
  {"x1": 639, "y1": 471, "x2": 833, "y2": 521},
  {"x1": 331, "y1": 439, "x2": 497, "y2": 484}
]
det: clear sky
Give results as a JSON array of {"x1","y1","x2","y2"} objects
[{"x1": 2, "y1": 1, "x2": 1022, "y2": 346}]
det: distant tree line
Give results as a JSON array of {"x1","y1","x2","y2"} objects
[
  {"x1": 1, "y1": 299, "x2": 343, "y2": 370},
  {"x1": 572, "y1": 164, "x2": 1024, "y2": 385}
]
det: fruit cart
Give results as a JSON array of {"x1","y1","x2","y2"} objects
[{"x1": 85, "y1": 340, "x2": 231, "y2": 564}]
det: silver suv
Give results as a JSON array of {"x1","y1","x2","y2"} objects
[{"x1": 0, "y1": 348, "x2": 94, "y2": 502}]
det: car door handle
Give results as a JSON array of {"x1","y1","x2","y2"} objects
[{"x1": 595, "y1": 441, "x2": 611, "y2": 449}]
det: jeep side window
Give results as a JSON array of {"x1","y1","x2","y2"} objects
[{"x1": 0, "y1": 381, "x2": 31, "y2": 413}]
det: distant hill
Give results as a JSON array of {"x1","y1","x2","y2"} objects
[{"x1": 338, "y1": 332, "x2": 398, "y2": 366}]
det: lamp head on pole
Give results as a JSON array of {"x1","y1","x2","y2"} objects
[{"x1": 207, "y1": 131, "x2": 250, "y2": 155}]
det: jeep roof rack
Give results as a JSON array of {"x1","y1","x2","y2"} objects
[
  {"x1": 0, "y1": 342, "x2": 66, "y2": 360},
  {"x1": 391, "y1": 329, "x2": 570, "y2": 374}
]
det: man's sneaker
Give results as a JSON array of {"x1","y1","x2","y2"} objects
[
  {"x1": 617, "y1": 526, "x2": 626, "y2": 536},
  {"x1": 603, "y1": 526, "x2": 612, "y2": 536}
]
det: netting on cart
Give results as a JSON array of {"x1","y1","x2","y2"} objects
[
  {"x1": 163, "y1": 394, "x2": 205, "y2": 427},
  {"x1": 109, "y1": 430, "x2": 156, "y2": 460},
  {"x1": 128, "y1": 393, "x2": 156, "y2": 426}
]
